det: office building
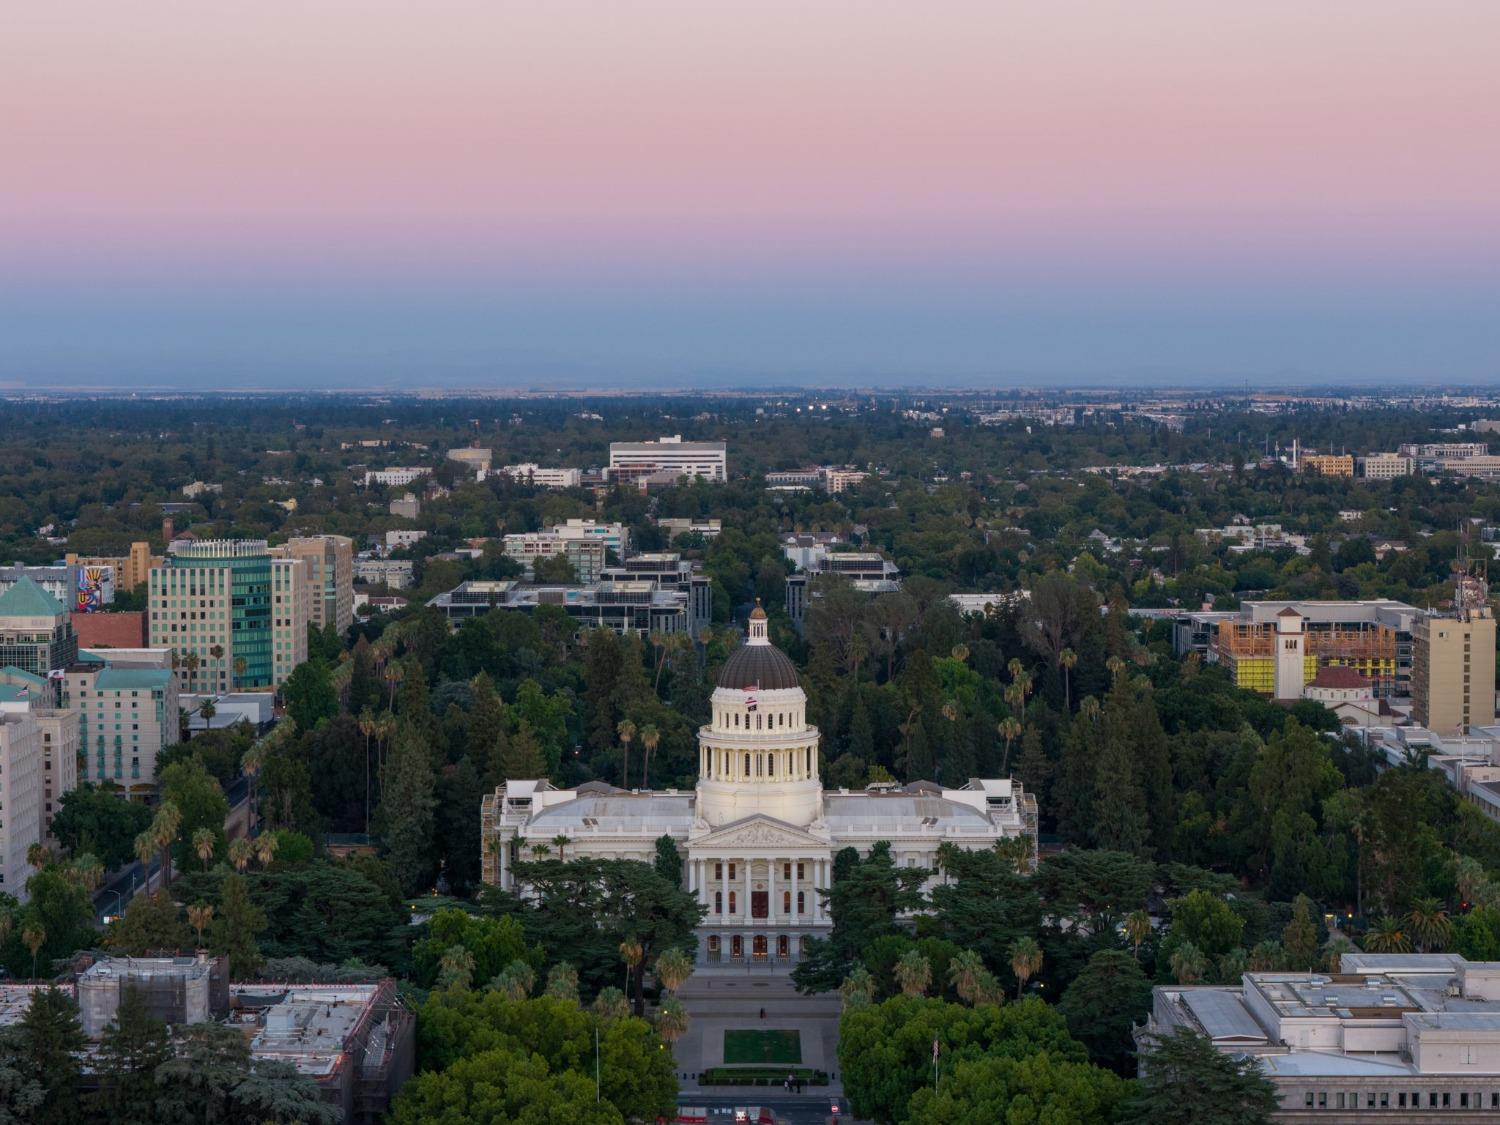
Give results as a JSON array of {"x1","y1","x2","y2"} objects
[
  {"x1": 76, "y1": 958, "x2": 414, "y2": 1124},
  {"x1": 71, "y1": 611, "x2": 147, "y2": 649},
  {"x1": 1437, "y1": 456, "x2": 1500, "y2": 481},
  {"x1": 482, "y1": 605, "x2": 1036, "y2": 968},
  {"x1": 599, "y1": 553, "x2": 713, "y2": 634},
  {"x1": 0, "y1": 578, "x2": 79, "y2": 677},
  {"x1": 271, "y1": 557, "x2": 311, "y2": 686},
  {"x1": 445, "y1": 446, "x2": 492, "y2": 473},
  {"x1": 1143, "y1": 954, "x2": 1500, "y2": 1121},
  {"x1": 0, "y1": 710, "x2": 43, "y2": 899},
  {"x1": 608, "y1": 435, "x2": 726, "y2": 483},
  {"x1": 353, "y1": 559, "x2": 414, "y2": 589},
  {"x1": 656, "y1": 517, "x2": 723, "y2": 541},
  {"x1": 498, "y1": 464, "x2": 583, "y2": 489},
  {"x1": 388, "y1": 492, "x2": 420, "y2": 519},
  {"x1": 1300, "y1": 453, "x2": 1356, "y2": 478},
  {"x1": 1206, "y1": 600, "x2": 1418, "y2": 698},
  {"x1": 279, "y1": 536, "x2": 354, "y2": 635},
  {"x1": 1400, "y1": 441, "x2": 1488, "y2": 463},
  {"x1": 1359, "y1": 452, "x2": 1416, "y2": 480},
  {"x1": 149, "y1": 540, "x2": 273, "y2": 691},
  {"x1": 429, "y1": 579, "x2": 700, "y2": 636},
  {"x1": 62, "y1": 663, "x2": 180, "y2": 794},
  {"x1": 384, "y1": 529, "x2": 426, "y2": 550},
  {"x1": 1413, "y1": 572, "x2": 1497, "y2": 735},
  {"x1": 66, "y1": 541, "x2": 159, "y2": 593},
  {"x1": 361, "y1": 467, "x2": 431, "y2": 488}
]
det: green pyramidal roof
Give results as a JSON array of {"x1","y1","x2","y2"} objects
[{"x1": 0, "y1": 576, "x2": 66, "y2": 619}]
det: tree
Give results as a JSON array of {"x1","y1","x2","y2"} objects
[
  {"x1": 412, "y1": 910, "x2": 541, "y2": 991},
  {"x1": 1058, "y1": 949, "x2": 1154, "y2": 1072},
  {"x1": 1036, "y1": 850, "x2": 1153, "y2": 938},
  {"x1": 1124, "y1": 1026, "x2": 1278, "y2": 1125},
  {"x1": 1406, "y1": 896, "x2": 1452, "y2": 953},
  {"x1": 187, "y1": 903, "x2": 215, "y2": 948},
  {"x1": 193, "y1": 826, "x2": 217, "y2": 870},
  {"x1": 1166, "y1": 890, "x2": 1245, "y2": 962},
  {"x1": 50, "y1": 784, "x2": 153, "y2": 870},
  {"x1": 491, "y1": 959, "x2": 536, "y2": 1000},
  {"x1": 106, "y1": 890, "x2": 189, "y2": 956},
  {"x1": 656, "y1": 996, "x2": 689, "y2": 1045},
  {"x1": 894, "y1": 949, "x2": 932, "y2": 997},
  {"x1": 209, "y1": 872, "x2": 266, "y2": 977},
  {"x1": 157, "y1": 759, "x2": 229, "y2": 874},
  {"x1": 1281, "y1": 894, "x2": 1320, "y2": 971},
  {"x1": 1169, "y1": 942, "x2": 1208, "y2": 985},
  {"x1": 1364, "y1": 916, "x2": 1413, "y2": 954},
  {"x1": 544, "y1": 961, "x2": 581, "y2": 1002},
  {"x1": 375, "y1": 724, "x2": 438, "y2": 896},
  {"x1": 654, "y1": 947, "x2": 693, "y2": 994},
  {"x1": 0, "y1": 1027, "x2": 43, "y2": 1123},
  {"x1": 389, "y1": 1046, "x2": 624, "y2": 1125},
  {"x1": 16, "y1": 987, "x2": 84, "y2": 1125},
  {"x1": 653, "y1": 834, "x2": 682, "y2": 887},
  {"x1": 905, "y1": 1049, "x2": 1129, "y2": 1125},
  {"x1": 616, "y1": 718, "x2": 636, "y2": 789},
  {"x1": 283, "y1": 658, "x2": 338, "y2": 733},
  {"x1": 93, "y1": 985, "x2": 173, "y2": 1123},
  {"x1": 1008, "y1": 936, "x2": 1043, "y2": 999},
  {"x1": 1124, "y1": 909, "x2": 1152, "y2": 960}
]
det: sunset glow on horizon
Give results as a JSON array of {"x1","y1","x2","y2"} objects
[{"x1": 3, "y1": 1, "x2": 1497, "y2": 384}]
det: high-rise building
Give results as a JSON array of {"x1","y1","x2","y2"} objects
[
  {"x1": 0, "y1": 709, "x2": 43, "y2": 899},
  {"x1": 149, "y1": 540, "x2": 273, "y2": 691},
  {"x1": 0, "y1": 577, "x2": 78, "y2": 676},
  {"x1": 270, "y1": 557, "x2": 311, "y2": 686},
  {"x1": 1412, "y1": 569, "x2": 1497, "y2": 735},
  {"x1": 278, "y1": 536, "x2": 353, "y2": 635},
  {"x1": 66, "y1": 541, "x2": 160, "y2": 593},
  {"x1": 62, "y1": 664, "x2": 180, "y2": 795}
]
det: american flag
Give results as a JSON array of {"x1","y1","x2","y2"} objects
[
  {"x1": 16, "y1": 685, "x2": 28, "y2": 698},
  {"x1": 745, "y1": 684, "x2": 759, "y2": 711}
]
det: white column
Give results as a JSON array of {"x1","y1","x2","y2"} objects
[{"x1": 768, "y1": 858, "x2": 777, "y2": 923}]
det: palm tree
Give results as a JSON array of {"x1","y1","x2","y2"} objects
[
  {"x1": 948, "y1": 949, "x2": 985, "y2": 1004},
  {"x1": 894, "y1": 950, "x2": 932, "y2": 997},
  {"x1": 1216, "y1": 948, "x2": 1248, "y2": 984},
  {"x1": 357, "y1": 709, "x2": 377, "y2": 834},
  {"x1": 656, "y1": 996, "x2": 689, "y2": 1045},
  {"x1": 439, "y1": 946, "x2": 477, "y2": 991},
  {"x1": 616, "y1": 719, "x2": 636, "y2": 789},
  {"x1": 233, "y1": 655, "x2": 248, "y2": 687},
  {"x1": 972, "y1": 969, "x2": 1006, "y2": 1006},
  {"x1": 941, "y1": 700, "x2": 959, "y2": 723},
  {"x1": 152, "y1": 801, "x2": 182, "y2": 888},
  {"x1": 254, "y1": 832, "x2": 279, "y2": 868},
  {"x1": 839, "y1": 966, "x2": 875, "y2": 1012},
  {"x1": 950, "y1": 643, "x2": 969, "y2": 663},
  {"x1": 591, "y1": 986, "x2": 630, "y2": 1022},
  {"x1": 1170, "y1": 942, "x2": 1208, "y2": 985},
  {"x1": 530, "y1": 843, "x2": 552, "y2": 860},
  {"x1": 994, "y1": 835, "x2": 1031, "y2": 874},
  {"x1": 22, "y1": 926, "x2": 45, "y2": 979},
  {"x1": 187, "y1": 903, "x2": 214, "y2": 947},
  {"x1": 1124, "y1": 910, "x2": 1152, "y2": 960},
  {"x1": 1106, "y1": 655, "x2": 1126, "y2": 682},
  {"x1": 1247, "y1": 941, "x2": 1284, "y2": 972},
  {"x1": 1321, "y1": 936, "x2": 1355, "y2": 973},
  {"x1": 997, "y1": 717, "x2": 1022, "y2": 773},
  {"x1": 1364, "y1": 917, "x2": 1412, "y2": 954},
  {"x1": 70, "y1": 854, "x2": 104, "y2": 893},
  {"x1": 1009, "y1": 937, "x2": 1042, "y2": 998},
  {"x1": 619, "y1": 938, "x2": 644, "y2": 999},
  {"x1": 193, "y1": 827, "x2": 217, "y2": 870},
  {"x1": 1059, "y1": 648, "x2": 1078, "y2": 707},
  {"x1": 1405, "y1": 898, "x2": 1451, "y2": 953},
  {"x1": 198, "y1": 698, "x2": 216, "y2": 732},
  {"x1": 134, "y1": 831, "x2": 156, "y2": 871},
  {"x1": 655, "y1": 948, "x2": 694, "y2": 994},
  {"x1": 639, "y1": 724, "x2": 661, "y2": 789},
  {"x1": 550, "y1": 835, "x2": 573, "y2": 861},
  {"x1": 228, "y1": 837, "x2": 254, "y2": 873},
  {"x1": 26, "y1": 842, "x2": 53, "y2": 870},
  {"x1": 545, "y1": 961, "x2": 580, "y2": 1002},
  {"x1": 491, "y1": 959, "x2": 536, "y2": 1000},
  {"x1": 383, "y1": 660, "x2": 405, "y2": 712}
]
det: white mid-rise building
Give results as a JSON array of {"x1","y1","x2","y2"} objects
[
  {"x1": 362, "y1": 467, "x2": 431, "y2": 488},
  {"x1": 499, "y1": 464, "x2": 583, "y2": 489},
  {"x1": 0, "y1": 710, "x2": 44, "y2": 899},
  {"x1": 270, "y1": 557, "x2": 311, "y2": 686},
  {"x1": 608, "y1": 435, "x2": 726, "y2": 483},
  {"x1": 1359, "y1": 452, "x2": 1416, "y2": 480}
]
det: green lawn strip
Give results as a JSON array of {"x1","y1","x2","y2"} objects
[{"x1": 722, "y1": 1029, "x2": 803, "y2": 1064}]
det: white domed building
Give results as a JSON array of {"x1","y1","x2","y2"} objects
[{"x1": 481, "y1": 605, "x2": 1038, "y2": 968}]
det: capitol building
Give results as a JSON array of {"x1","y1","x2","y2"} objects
[{"x1": 480, "y1": 605, "x2": 1038, "y2": 967}]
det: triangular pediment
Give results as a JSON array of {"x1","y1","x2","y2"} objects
[{"x1": 692, "y1": 814, "x2": 826, "y2": 851}]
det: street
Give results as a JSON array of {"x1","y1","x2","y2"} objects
[{"x1": 679, "y1": 1095, "x2": 857, "y2": 1125}]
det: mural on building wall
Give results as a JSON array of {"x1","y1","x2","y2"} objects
[{"x1": 75, "y1": 565, "x2": 115, "y2": 612}]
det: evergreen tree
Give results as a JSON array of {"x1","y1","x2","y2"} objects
[
  {"x1": 1281, "y1": 894, "x2": 1320, "y2": 971},
  {"x1": 1124, "y1": 1027, "x2": 1278, "y2": 1125},
  {"x1": 435, "y1": 755, "x2": 484, "y2": 896},
  {"x1": 376, "y1": 724, "x2": 438, "y2": 895},
  {"x1": 654, "y1": 835, "x2": 683, "y2": 888},
  {"x1": 847, "y1": 691, "x2": 875, "y2": 761},
  {"x1": 17, "y1": 987, "x2": 83, "y2": 1125},
  {"x1": 106, "y1": 890, "x2": 190, "y2": 956},
  {"x1": 209, "y1": 873, "x2": 266, "y2": 978},
  {"x1": 347, "y1": 635, "x2": 377, "y2": 714},
  {"x1": 93, "y1": 985, "x2": 173, "y2": 1123}
]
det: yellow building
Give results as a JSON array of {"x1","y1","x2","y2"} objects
[
  {"x1": 1413, "y1": 606, "x2": 1497, "y2": 735},
  {"x1": 1301, "y1": 454, "x2": 1356, "y2": 478},
  {"x1": 66, "y1": 542, "x2": 160, "y2": 593}
]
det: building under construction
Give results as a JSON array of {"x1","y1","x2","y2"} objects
[{"x1": 1206, "y1": 599, "x2": 1419, "y2": 698}]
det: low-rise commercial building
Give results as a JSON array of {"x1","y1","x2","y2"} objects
[
  {"x1": 656, "y1": 517, "x2": 722, "y2": 541},
  {"x1": 429, "y1": 579, "x2": 700, "y2": 636},
  {"x1": 498, "y1": 464, "x2": 583, "y2": 489},
  {"x1": 1142, "y1": 954, "x2": 1500, "y2": 1121},
  {"x1": 361, "y1": 467, "x2": 431, "y2": 488},
  {"x1": 1300, "y1": 453, "x2": 1356, "y2": 477},
  {"x1": 353, "y1": 559, "x2": 414, "y2": 589},
  {"x1": 445, "y1": 446, "x2": 492, "y2": 473},
  {"x1": 608, "y1": 435, "x2": 726, "y2": 483},
  {"x1": 1359, "y1": 452, "x2": 1416, "y2": 479}
]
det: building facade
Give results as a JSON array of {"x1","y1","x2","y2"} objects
[
  {"x1": 481, "y1": 606, "x2": 1036, "y2": 968},
  {"x1": 362, "y1": 467, "x2": 431, "y2": 488},
  {"x1": 608, "y1": 435, "x2": 727, "y2": 482},
  {"x1": 62, "y1": 664, "x2": 179, "y2": 795},
  {"x1": 1143, "y1": 954, "x2": 1500, "y2": 1121},
  {"x1": 430, "y1": 579, "x2": 700, "y2": 636},
  {"x1": 0, "y1": 578, "x2": 79, "y2": 677},
  {"x1": 149, "y1": 540, "x2": 274, "y2": 691},
  {"x1": 66, "y1": 541, "x2": 160, "y2": 593},
  {"x1": 0, "y1": 710, "x2": 44, "y2": 899},
  {"x1": 271, "y1": 557, "x2": 311, "y2": 686},
  {"x1": 499, "y1": 464, "x2": 583, "y2": 489},
  {"x1": 1359, "y1": 453, "x2": 1416, "y2": 480},
  {"x1": 1413, "y1": 603, "x2": 1497, "y2": 736},
  {"x1": 1300, "y1": 453, "x2": 1356, "y2": 477},
  {"x1": 280, "y1": 536, "x2": 354, "y2": 635}
]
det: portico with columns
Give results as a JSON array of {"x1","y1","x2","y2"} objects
[{"x1": 479, "y1": 600, "x2": 1039, "y2": 972}]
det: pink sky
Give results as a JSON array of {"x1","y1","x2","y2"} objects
[{"x1": 4, "y1": 0, "x2": 1498, "y2": 277}]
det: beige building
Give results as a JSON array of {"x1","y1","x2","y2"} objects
[
  {"x1": 62, "y1": 664, "x2": 180, "y2": 796},
  {"x1": 271, "y1": 557, "x2": 311, "y2": 686},
  {"x1": 1358, "y1": 452, "x2": 1415, "y2": 480},
  {"x1": 34, "y1": 709, "x2": 80, "y2": 836},
  {"x1": 278, "y1": 535, "x2": 353, "y2": 635},
  {"x1": 1301, "y1": 453, "x2": 1356, "y2": 477},
  {"x1": 66, "y1": 541, "x2": 160, "y2": 593},
  {"x1": 1413, "y1": 604, "x2": 1497, "y2": 736}
]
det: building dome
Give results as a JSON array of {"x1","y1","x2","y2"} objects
[
  {"x1": 715, "y1": 600, "x2": 801, "y2": 691},
  {"x1": 717, "y1": 642, "x2": 801, "y2": 691}
]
